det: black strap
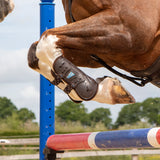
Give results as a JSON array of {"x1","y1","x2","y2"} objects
[
  {"x1": 51, "y1": 70, "x2": 63, "y2": 86},
  {"x1": 51, "y1": 70, "x2": 82, "y2": 103},
  {"x1": 91, "y1": 54, "x2": 152, "y2": 87},
  {"x1": 68, "y1": 0, "x2": 76, "y2": 22}
]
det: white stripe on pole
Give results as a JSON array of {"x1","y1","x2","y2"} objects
[
  {"x1": 147, "y1": 127, "x2": 160, "y2": 148},
  {"x1": 88, "y1": 132, "x2": 99, "y2": 149}
]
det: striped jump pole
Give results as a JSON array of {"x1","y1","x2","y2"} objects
[{"x1": 47, "y1": 128, "x2": 160, "y2": 151}]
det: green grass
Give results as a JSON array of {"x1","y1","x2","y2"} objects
[
  {"x1": 55, "y1": 119, "x2": 108, "y2": 134},
  {"x1": 0, "y1": 115, "x2": 39, "y2": 136},
  {"x1": 62, "y1": 155, "x2": 160, "y2": 160},
  {"x1": 0, "y1": 146, "x2": 39, "y2": 155},
  {"x1": 139, "y1": 155, "x2": 160, "y2": 160},
  {"x1": 117, "y1": 121, "x2": 152, "y2": 130},
  {"x1": 62, "y1": 155, "x2": 131, "y2": 160}
]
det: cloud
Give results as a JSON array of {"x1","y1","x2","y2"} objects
[
  {"x1": 0, "y1": 48, "x2": 38, "y2": 83},
  {"x1": 20, "y1": 85, "x2": 39, "y2": 99}
]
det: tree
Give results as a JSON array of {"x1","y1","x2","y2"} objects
[
  {"x1": 157, "y1": 115, "x2": 160, "y2": 125},
  {"x1": 115, "y1": 97, "x2": 160, "y2": 128},
  {"x1": 17, "y1": 108, "x2": 36, "y2": 122},
  {"x1": 141, "y1": 98, "x2": 160, "y2": 125},
  {"x1": 89, "y1": 108, "x2": 112, "y2": 128},
  {"x1": 55, "y1": 100, "x2": 90, "y2": 125},
  {"x1": 114, "y1": 102, "x2": 142, "y2": 128},
  {"x1": 0, "y1": 97, "x2": 17, "y2": 119}
]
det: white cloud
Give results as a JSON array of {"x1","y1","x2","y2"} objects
[
  {"x1": 20, "y1": 85, "x2": 39, "y2": 99},
  {"x1": 0, "y1": 48, "x2": 38, "y2": 83}
]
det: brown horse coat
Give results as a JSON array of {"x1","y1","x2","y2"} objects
[
  {"x1": 62, "y1": 0, "x2": 160, "y2": 70},
  {"x1": 28, "y1": 0, "x2": 160, "y2": 104},
  {"x1": 0, "y1": 0, "x2": 14, "y2": 22}
]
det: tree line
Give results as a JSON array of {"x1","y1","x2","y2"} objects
[
  {"x1": 55, "y1": 100, "x2": 112, "y2": 128},
  {"x1": 0, "y1": 97, "x2": 38, "y2": 136},
  {"x1": 115, "y1": 97, "x2": 160, "y2": 128},
  {"x1": 1, "y1": 96, "x2": 160, "y2": 131},
  {"x1": 56, "y1": 98, "x2": 160, "y2": 129},
  {"x1": 0, "y1": 97, "x2": 35, "y2": 122}
]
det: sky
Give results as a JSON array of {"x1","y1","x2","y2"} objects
[{"x1": 0, "y1": 0, "x2": 160, "y2": 123}]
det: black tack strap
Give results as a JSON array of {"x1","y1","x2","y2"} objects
[
  {"x1": 68, "y1": 0, "x2": 76, "y2": 22},
  {"x1": 51, "y1": 70, "x2": 63, "y2": 86},
  {"x1": 90, "y1": 54, "x2": 152, "y2": 87}
]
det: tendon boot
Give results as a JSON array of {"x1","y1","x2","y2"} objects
[{"x1": 52, "y1": 56, "x2": 98, "y2": 101}]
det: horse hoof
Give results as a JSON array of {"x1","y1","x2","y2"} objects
[
  {"x1": 93, "y1": 77, "x2": 135, "y2": 104},
  {"x1": 111, "y1": 78, "x2": 135, "y2": 104}
]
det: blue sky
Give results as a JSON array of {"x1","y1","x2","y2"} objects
[{"x1": 0, "y1": 0, "x2": 159, "y2": 122}]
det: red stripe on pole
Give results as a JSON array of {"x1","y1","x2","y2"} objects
[
  {"x1": 156, "y1": 129, "x2": 160, "y2": 144},
  {"x1": 47, "y1": 133, "x2": 92, "y2": 150}
]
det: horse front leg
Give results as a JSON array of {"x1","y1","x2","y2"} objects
[
  {"x1": 28, "y1": 10, "x2": 135, "y2": 104},
  {"x1": 0, "y1": 0, "x2": 14, "y2": 22},
  {"x1": 28, "y1": 40, "x2": 135, "y2": 104}
]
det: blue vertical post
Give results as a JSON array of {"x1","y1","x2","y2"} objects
[{"x1": 40, "y1": 0, "x2": 55, "y2": 160}]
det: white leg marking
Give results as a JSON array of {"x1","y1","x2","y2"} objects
[
  {"x1": 36, "y1": 61, "x2": 55, "y2": 82},
  {"x1": 69, "y1": 90, "x2": 83, "y2": 101},
  {"x1": 92, "y1": 77, "x2": 114, "y2": 104},
  {"x1": 36, "y1": 35, "x2": 62, "y2": 69},
  {"x1": 9, "y1": 0, "x2": 15, "y2": 11},
  {"x1": 35, "y1": 60, "x2": 66, "y2": 90},
  {"x1": 36, "y1": 60, "x2": 82, "y2": 101},
  {"x1": 36, "y1": 35, "x2": 83, "y2": 102}
]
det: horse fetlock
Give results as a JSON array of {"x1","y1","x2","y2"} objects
[
  {"x1": 36, "y1": 35, "x2": 62, "y2": 68},
  {"x1": 93, "y1": 77, "x2": 135, "y2": 104}
]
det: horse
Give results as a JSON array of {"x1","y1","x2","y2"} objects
[
  {"x1": 0, "y1": 0, "x2": 14, "y2": 22},
  {"x1": 28, "y1": 0, "x2": 160, "y2": 104}
]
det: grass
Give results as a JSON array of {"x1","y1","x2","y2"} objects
[
  {"x1": 62, "y1": 155, "x2": 160, "y2": 160},
  {"x1": 139, "y1": 155, "x2": 160, "y2": 160},
  {"x1": 0, "y1": 114, "x2": 153, "y2": 136},
  {"x1": 0, "y1": 145, "x2": 39, "y2": 155},
  {"x1": 117, "y1": 121, "x2": 152, "y2": 130},
  {"x1": 55, "y1": 120, "x2": 108, "y2": 134},
  {"x1": 0, "y1": 115, "x2": 39, "y2": 136},
  {"x1": 62, "y1": 155, "x2": 131, "y2": 160}
]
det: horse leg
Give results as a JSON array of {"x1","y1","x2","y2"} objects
[
  {"x1": 0, "y1": 0, "x2": 14, "y2": 22},
  {"x1": 28, "y1": 42, "x2": 87, "y2": 103},
  {"x1": 28, "y1": 10, "x2": 135, "y2": 104},
  {"x1": 28, "y1": 43, "x2": 135, "y2": 105}
]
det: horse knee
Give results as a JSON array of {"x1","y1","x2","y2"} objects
[
  {"x1": 28, "y1": 42, "x2": 39, "y2": 70},
  {"x1": 36, "y1": 34, "x2": 62, "y2": 67}
]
